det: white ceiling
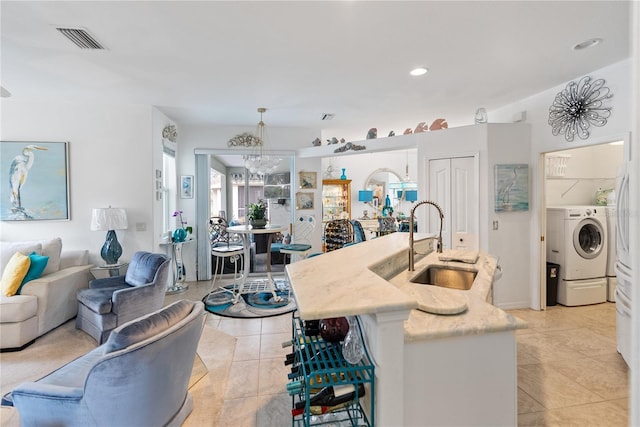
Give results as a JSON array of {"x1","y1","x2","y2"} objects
[{"x1": 1, "y1": 1, "x2": 631, "y2": 134}]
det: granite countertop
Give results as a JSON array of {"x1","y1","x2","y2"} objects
[{"x1": 286, "y1": 233, "x2": 526, "y2": 342}]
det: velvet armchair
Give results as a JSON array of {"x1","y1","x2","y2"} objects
[
  {"x1": 76, "y1": 251, "x2": 170, "y2": 344},
  {"x1": 4, "y1": 300, "x2": 205, "y2": 427}
]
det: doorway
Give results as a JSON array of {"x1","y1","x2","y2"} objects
[
  {"x1": 539, "y1": 138, "x2": 626, "y2": 309},
  {"x1": 195, "y1": 150, "x2": 295, "y2": 281}
]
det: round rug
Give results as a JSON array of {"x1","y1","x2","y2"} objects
[{"x1": 203, "y1": 278, "x2": 296, "y2": 319}]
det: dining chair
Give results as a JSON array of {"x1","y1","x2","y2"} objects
[
  {"x1": 209, "y1": 216, "x2": 244, "y2": 289},
  {"x1": 280, "y1": 215, "x2": 316, "y2": 263}
]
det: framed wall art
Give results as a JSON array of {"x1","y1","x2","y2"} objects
[
  {"x1": 494, "y1": 164, "x2": 529, "y2": 212},
  {"x1": 296, "y1": 192, "x2": 314, "y2": 210},
  {"x1": 299, "y1": 171, "x2": 317, "y2": 189},
  {"x1": 0, "y1": 141, "x2": 70, "y2": 221},
  {"x1": 180, "y1": 175, "x2": 194, "y2": 199}
]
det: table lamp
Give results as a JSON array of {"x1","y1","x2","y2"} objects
[
  {"x1": 358, "y1": 190, "x2": 373, "y2": 203},
  {"x1": 405, "y1": 190, "x2": 419, "y2": 202},
  {"x1": 91, "y1": 207, "x2": 128, "y2": 265}
]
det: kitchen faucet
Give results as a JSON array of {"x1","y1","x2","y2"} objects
[{"x1": 409, "y1": 200, "x2": 444, "y2": 271}]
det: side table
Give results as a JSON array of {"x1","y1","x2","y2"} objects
[
  {"x1": 161, "y1": 239, "x2": 194, "y2": 294},
  {"x1": 90, "y1": 263, "x2": 129, "y2": 279}
]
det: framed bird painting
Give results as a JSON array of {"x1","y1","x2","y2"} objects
[
  {"x1": 494, "y1": 163, "x2": 529, "y2": 212},
  {"x1": 0, "y1": 141, "x2": 70, "y2": 221}
]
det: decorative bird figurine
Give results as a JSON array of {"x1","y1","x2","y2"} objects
[
  {"x1": 429, "y1": 118, "x2": 448, "y2": 130},
  {"x1": 403, "y1": 128, "x2": 413, "y2": 135},
  {"x1": 414, "y1": 122, "x2": 428, "y2": 133},
  {"x1": 339, "y1": 138, "x2": 346, "y2": 143},
  {"x1": 388, "y1": 131, "x2": 395, "y2": 137},
  {"x1": 329, "y1": 137, "x2": 340, "y2": 145},
  {"x1": 366, "y1": 128, "x2": 377, "y2": 139},
  {"x1": 312, "y1": 137, "x2": 321, "y2": 146}
]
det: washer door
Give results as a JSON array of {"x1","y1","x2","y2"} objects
[{"x1": 573, "y1": 218, "x2": 604, "y2": 259}]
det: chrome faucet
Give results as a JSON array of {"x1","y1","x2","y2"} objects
[{"x1": 409, "y1": 200, "x2": 444, "y2": 271}]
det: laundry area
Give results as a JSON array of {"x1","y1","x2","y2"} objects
[{"x1": 545, "y1": 141, "x2": 624, "y2": 308}]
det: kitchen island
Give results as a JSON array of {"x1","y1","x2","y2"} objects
[{"x1": 286, "y1": 233, "x2": 526, "y2": 426}]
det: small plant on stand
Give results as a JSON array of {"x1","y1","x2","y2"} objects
[{"x1": 247, "y1": 199, "x2": 267, "y2": 229}]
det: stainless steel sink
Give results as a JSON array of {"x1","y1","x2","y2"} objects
[{"x1": 410, "y1": 266, "x2": 477, "y2": 290}]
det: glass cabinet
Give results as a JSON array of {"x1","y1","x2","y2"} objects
[{"x1": 322, "y1": 179, "x2": 351, "y2": 222}]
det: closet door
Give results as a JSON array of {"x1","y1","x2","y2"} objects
[
  {"x1": 428, "y1": 157, "x2": 477, "y2": 251},
  {"x1": 428, "y1": 158, "x2": 451, "y2": 250}
]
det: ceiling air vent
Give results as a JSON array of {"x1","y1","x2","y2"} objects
[
  {"x1": 321, "y1": 113, "x2": 335, "y2": 121},
  {"x1": 56, "y1": 27, "x2": 105, "y2": 49}
]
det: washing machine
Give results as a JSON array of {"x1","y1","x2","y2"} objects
[{"x1": 547, "y1": 206, "x2": 607, "y2": 306}]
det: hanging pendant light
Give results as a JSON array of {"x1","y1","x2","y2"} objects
[{"x1": 242, "y1": 108, "x2": 281, "y2": 175}]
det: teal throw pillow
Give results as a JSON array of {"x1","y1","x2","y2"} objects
[{"x1": 17, "y1": 252, "x2": 49, "y2": 294}]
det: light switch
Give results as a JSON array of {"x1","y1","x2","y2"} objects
[{"x1": 136, "y1": 222, "x2": 147, "y2": 232}]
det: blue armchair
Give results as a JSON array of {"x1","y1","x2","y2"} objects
[
  {"x1": 76, "y1": 251, "x2": 170, "y2": 344},
  {"x1": 4, "y1": 300, "x2": 205, "y2": 427}
]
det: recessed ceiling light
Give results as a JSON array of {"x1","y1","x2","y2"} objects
[
  {"x1": 410, "y1": 67, "x2": 428, "y2": 76},
  {"x1": 572, "y1": 38, "x2": 603, "y2": 50}
]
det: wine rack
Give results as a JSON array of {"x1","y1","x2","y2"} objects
[
  {"x1": 323, "y1": 219, "x2": 355, "y2": 252},
  {"x1": 287, "y1": 312, "x2": 375, "y2": 427}
]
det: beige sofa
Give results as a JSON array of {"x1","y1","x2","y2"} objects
[{"x1": 0, "y1": 239, "x2": 93, "y2": 350}]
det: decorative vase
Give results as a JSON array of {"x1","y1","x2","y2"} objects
[
  {"x1": 172, "y1": 228, "x2": 187, "y2": 243},
  {"x1": 250, "y1": 219, "x2": 267, "y2": 229},
  {"x1": 342, "y1": 316, "x2": 364, "y2": 364},
  {"x1": 319, "y1": 317, "x2": 349, "y2": 342},
  {"x1": 340, "y1": 168, "x2": 347, "y2": 180}
]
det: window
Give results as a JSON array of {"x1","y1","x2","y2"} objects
[{"x1": 163, "y1": 148, "x2": 176, "y2": 231}]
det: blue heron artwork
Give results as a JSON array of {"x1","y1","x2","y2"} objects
[
  {"x1": 494, "y1": 164, "x2": 529, "y2": 212},
  {"x1": 1, "y1": 141, "x2": 69, "y2": 221}
]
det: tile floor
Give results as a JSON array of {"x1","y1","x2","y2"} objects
[{"x1": 171, "y1": 279, "x2": 629, "y2": 426}]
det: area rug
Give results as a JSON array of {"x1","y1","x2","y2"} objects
[{"x1": 203, "y1": 277, "x2": 297, "y2": 319}]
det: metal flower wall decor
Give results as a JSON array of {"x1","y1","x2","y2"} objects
[{"x1": 548, "y1": 76, "x2": 613, "y2": 142}]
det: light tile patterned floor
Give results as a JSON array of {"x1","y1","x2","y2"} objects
[
  {"x1": 508, "y1": 302, "x2": 629, "y2": 426},
  {"x1": 173, "y1": 280, "x2": 629, "y2": 426}
]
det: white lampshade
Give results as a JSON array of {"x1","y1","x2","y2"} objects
[{"x1": 90, "y1": 208, "x2": 128, "y2": 231}]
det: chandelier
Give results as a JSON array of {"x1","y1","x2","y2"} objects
[{"x1": 228, "y1": 107, "x2": 281, "y2": 175}]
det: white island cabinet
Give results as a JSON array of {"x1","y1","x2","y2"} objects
[{"x1": 286, "y1": 232, "x2": 526, "y2": 426}]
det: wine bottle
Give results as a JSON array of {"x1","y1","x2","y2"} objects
[
  {"x1": 293, "y1": 383, "x2": 365, "y2": 410},
  {"x1": 291, "y1": 401, "x2": 350, "y2": 416}
]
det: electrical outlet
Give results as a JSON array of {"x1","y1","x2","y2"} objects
[
  {"x1": 136, "y1": 222, "x2": 147, "y2": 232},
  {"x1": 493, "y1": 220, "x2": 499, "y2": 230}
]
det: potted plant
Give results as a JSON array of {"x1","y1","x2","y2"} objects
[{"x1": 247, "y1": 199, "x2": 267, "y2": 229}]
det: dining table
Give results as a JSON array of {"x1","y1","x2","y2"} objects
[{"x1": 226, "y1": 224, "x2": 287, "y2": 303}]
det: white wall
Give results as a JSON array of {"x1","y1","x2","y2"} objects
[
  {"x1": 489, "y1": 59, "x2": 632, "y2": 309},
  {"x1": 546, "y1": 143, "x2": 624, "y2": 206},
  {"x1": 0, "y1": 99, "x2": 160, "y2": 266},
  {"x1": 414, "y1": 123, "x2": 532, "y2": 309}
]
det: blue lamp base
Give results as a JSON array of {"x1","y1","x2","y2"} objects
[{"x1": 101, "y1": 230, "x2": 123, "y2": 265}]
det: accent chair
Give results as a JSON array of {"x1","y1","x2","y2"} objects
[{"x1": 76, "y1": 251, "x2": 170, "y2": 344}]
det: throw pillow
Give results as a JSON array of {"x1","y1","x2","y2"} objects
[
  {"x1": 39, "y1": 238, "x2": 62, "y2": 275},
  {"x1": 0, "y1": 252, "x2": 31, "y2": 297},
  {"x1": 17, "y1": 252, "x2": 49, "y2": 294},
  {"x1": 0, "y1": 242, "x2": 41, "y2": 276}
]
